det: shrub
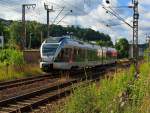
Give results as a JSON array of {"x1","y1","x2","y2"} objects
[
  {"x1": 0, "y1": 49, "x2": 41, "y2": 81},
  {"x1": 123, "y1": 63, "x2": 150, "y2": 113},
  {"x1": 61, "y1": 84, "x2": 99, "y2": 113},
  {"x1": 98, "y1": 70, "x2": 133, "y2": 113},
  {"x1": 0, "y1": 64, "x2": 41, "y2": 81},
  {"x1": 59, "y1": 66, "x2": 136, "y2": 113},
  {"x1": 0, "y1": 49, "x2": 24, "y2": 66}
]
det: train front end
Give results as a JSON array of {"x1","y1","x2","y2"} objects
[{"x1": 40, "y1": 42, "x2": 60, "y2": 72}]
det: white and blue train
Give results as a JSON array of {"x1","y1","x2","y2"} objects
[{"x1": 40, "y1": 36, "x2": 117, "y2": 72}]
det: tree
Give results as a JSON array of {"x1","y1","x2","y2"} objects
[
  {"x1": 4, "y1": 20, "x2": 114, "y2": 49},
  {"x1": 115, "y1": 38, "x2": 129, "y2": 58},
  {"x1": 0, "y1": 21, "x2": 4, "y2": 35},
  {"x1": 49, "y1": 25, "x2": 66, "y2": 37},
  {"x1": 9, "y1": 21, "x2": 24, "y2": 49},
  {"x1": 0, "y1": 21, "x2": 10, "y2": 46},
  {"x1": 9, "y1": 21, "x2": 44, "y2": 49},
  {"x1": 26, "y1": 21, "x2": 43, "y2": 48},
  {"x1": 96, "y1": 40, "x2": 113, "y2": 47}
]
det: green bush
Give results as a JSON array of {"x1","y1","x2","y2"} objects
[
  {"x1": 0, "y1": 49, "x2": 42, "y2": 81},
  {"x1": 61, "y1": 84, "x2": 99, "y2": 113},
  {"x1": 59, "y1": 65, "x2": 137, "y2": 113},
  {"x1": 59, "y1": 63, "x2": 150, "y2": 113},
  {"x1": 0, "y1": 49, "x2": 24, "y2": 66},
  {"x1": 123, "y1": 63, "x2": 150, "y2": 113},
  {"x1": 98, "y1": 70, "x2": 133, "y2": 113}
]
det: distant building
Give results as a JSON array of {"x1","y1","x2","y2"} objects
[{"x1": 129, "y1": 43, "x2": 148, "y2": 58}]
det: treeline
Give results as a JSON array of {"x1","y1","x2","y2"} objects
[{"x1": 0, "y1": 20, "x2": 113, "y2": 49}]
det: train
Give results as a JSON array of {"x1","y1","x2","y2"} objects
[{"x1": 40, "y1": 36, "x2": 117, "y2": 72}]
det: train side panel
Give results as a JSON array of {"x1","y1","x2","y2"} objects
[{"x1": 40, "y1": 37, "x2": 118, "y2": 72}]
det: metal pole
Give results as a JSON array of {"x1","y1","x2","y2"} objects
[
  {"x1": 146, "y1": 35, "x2": 150, "y2": 63},
  {"x1": 44, "y1": 3, "x2": 54, "y2": 39},
  {"x1": 41, "y1": 31, "x2": 43, "y2": 44},
  {"x1": 103, "y1": 0, "x2": 139, "y2": 77},
  {"x1": 22, "y1": 4, "x2": 26, "y2": 49},
  {"x1": 28, "y1": 33, "x2": 32, "y2": 49},
  {"x1": 133, "y1": 0, "x2": 139, "y2": 78},
  {"x1": 22, "y1": 4, "x2": 36, "y2": 49},
  {"x1": 47, "y1": 10, "x2": 50, "y2": 38}
]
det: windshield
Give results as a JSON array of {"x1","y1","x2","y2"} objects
[{"x1": 42, "y1": 44, "x2": 59, "y2": 56}]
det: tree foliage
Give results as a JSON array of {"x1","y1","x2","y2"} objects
[
  {"x1": 0, "y1": 20, "x2": 114, "y2": 49},
  {"x1": 0, "y1": 21, "x2": 10, "y2": 45},
  {"x1": 0, "y1": 21, "x2": 4, "y2": 35},
  {"x1": 49, "y1": 25, "x2": 113, "y2": 46},
  {"x1": 9, "y1": 21, "x2": 23, "y2": 48},
  {"x1": 115, "y1": 38, "x2": 129, "y2": 58},
  {"x1": 0, "y1": 49, "x2": 24, "y2": 65}
]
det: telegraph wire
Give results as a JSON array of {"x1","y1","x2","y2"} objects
[
  {"x1": 56, "y1": 10, "x2": 73, "y2": 25},
  {"x1": 102, "y1": 6, "x2": 133, "y2": 28},
  {"x1": 52, "y1": 7, "x2": 65, "y2": 24},
  {"x1": 61, "y1": 0, "x2": 86, "y2": 14}
]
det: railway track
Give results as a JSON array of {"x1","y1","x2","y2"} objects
[
  {"x1": 0, "y1": 75, "x2": 101, "y2": 113},
  {"x1": 0, "y1": 78, "x2": 79, "y2": 113},
  {"x1": 0, "y1": 67, "x2": 106, "y2": 113},
  {"x1": 0, "y1": 59, "x2": 129, "y2": 90},
  {"x1": 0, "y1": 61, "x2": 130, "y2": 113},
  {"x1": 0, "y1": 74, "x2": 51, "y2": 90}
]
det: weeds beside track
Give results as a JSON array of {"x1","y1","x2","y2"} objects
[{"x1": 0, "y1": 61, "x2": 130, "y2": 113}]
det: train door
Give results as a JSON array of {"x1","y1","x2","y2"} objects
[
  {"x1": 69, "y1": 48, "x2": 74, "y2": 63},
  {"x1": 102, "y1": 47, "x2": 107, "y2": 64},
  {"x1": 55, "y1": 49, "x2": 64, "y2": 62},
  {"x1": 101, "y1": 47, "x2": 104, "y2": 64}
]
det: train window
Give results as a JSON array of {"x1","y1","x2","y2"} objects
[
  {"x1": 58, "y1": 48, "x2": 72, "y2": 62},
  {"x1": 42, "y1": 44, "x2": 59, "y2": 56},
  {"x1": 73, "y1": 48, "x2": 78, "y2": 61},
  {"x1": 92, "y1": 50, "x2": 95, "y2": 61},
  {"x1": 55, "y1": 49, "x2": 64, "y2": 62},
  {"x1": 81, "y1": 49, "x2": 85, "y2": 62},
  {"x1": 77, "y1": 48, "x2": 81, "y2": 61},
  {"x1": 64, "y1": 48, "x2": 70, "y2": 62},
  {"x1": 80, "y1": 49, "x2": 86, "y2": 62},
  {"x1": 87, "y1": 49, "x2": 92, "y2": 61}
]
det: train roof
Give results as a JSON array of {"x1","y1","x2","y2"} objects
[
  {"x1": 44, "y1": 36, "x2": 67, "y2": 43},
  {"x1": 43, "y1": 36, "x2": 116, "y2": 51}
]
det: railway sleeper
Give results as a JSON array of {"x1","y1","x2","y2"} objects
[
  {"x1": 0, "y1": 77, "x2": 101, "y2": 113},
  {"x1": 0, "y1": 64, "x2": 123, "y2": 113},
  {"x1": 1, "y1": 87, "x2": 71, "y2": 113},
  {"x1": 0, "y1": 80, "x2": 78, "y2": 113}
]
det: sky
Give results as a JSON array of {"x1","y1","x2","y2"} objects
[{"x1": 0, "y1": 0, "x2": 150, "y2": 44}]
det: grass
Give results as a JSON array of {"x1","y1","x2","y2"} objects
[
  {"x1": 57, "y1": 62, "x2": 150, "y2": 113},
  {"x1": 123, "y1": 63, "x2": 150, "y2": 113},
  {"x1": 0, "y1": 64, "x2": 42, "y2": 81},
  {"x1": 0, "y1": 49, "x2": 42, "y2": 81},
  {"x1": 98, "y1": 70, "x2": 133, "y2": 113}
]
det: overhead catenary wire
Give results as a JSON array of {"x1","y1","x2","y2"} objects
[
  {"x1": 109, "y1": 7, "x2": 129, "y2": 21},
  {"x1": 0, "y1": 0, "x2": 141, "y2": 33},
  {"x1": 56, "y1": 10, "x2": 73, "y2": 25},
  {"x1": 45, "y1": 1, "x2": 65, "y2": 9},
  {"x1": 0, "y1": 0, "x2": 109, "y2": 27},
  {"x1": 102, "y1": 5, "x2": 133, "y2": 28},
  {"x1": 61, "y1": 0, "x2": 86, "y2": 14},
  {"x1": 108, "y1": 7, "x2": 133, "y2": 26},
  {"x1": 52, "y1": 7, "x2": 65, "y2": 24}
]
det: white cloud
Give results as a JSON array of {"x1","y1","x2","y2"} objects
[
  {"x1": 139, "y1": 0, "x2": 150, "y2": 5},
  {"x1": 0, "y1": 0, "x2": 150, "y2": 44},
  {"x1": 0, "y1": 5, "x2": 21, "y2": 20}
]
